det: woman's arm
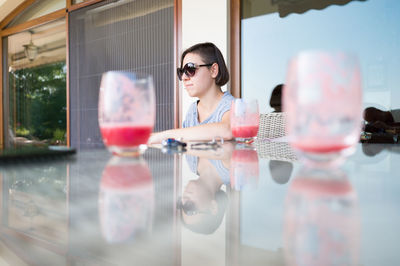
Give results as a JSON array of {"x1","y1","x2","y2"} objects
[{"x1": 148, "y1": 111, "x2": 232, "y2": 144}]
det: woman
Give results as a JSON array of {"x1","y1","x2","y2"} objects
[{"x1": 148, "y1": 42, "x2": 234, "y2": 144}]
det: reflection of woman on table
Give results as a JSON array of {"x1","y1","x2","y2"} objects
[{"x1": 178, "y1": 143, "x2": 234, "y2": 234}]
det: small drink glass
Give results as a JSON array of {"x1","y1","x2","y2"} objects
[
  {"x1": 230, "y1": 98, "x2": 260, "y2": 143},
  {"x1": 98, "y1": 71, "x2": 155, "y2": 156},
  {"x1": 283, "y1": 51, "x2": 362, "y2": 164}
]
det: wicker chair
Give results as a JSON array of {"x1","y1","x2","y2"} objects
[
  {"x1": 255, "y1": 112, "x2": 297, "y2": 162},
  {"x1": 257, "y1": 112, "x2": 287, "y2": 139}
]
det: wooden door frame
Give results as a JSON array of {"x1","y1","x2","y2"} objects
[{"x1": 230, "y1": 0, "x2": 241, "y2": 98}]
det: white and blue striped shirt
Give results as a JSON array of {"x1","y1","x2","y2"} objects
[{"x1": 183, "y1": 91, "x2": 235, "y2": 128}]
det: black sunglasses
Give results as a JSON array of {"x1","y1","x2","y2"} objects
[
  {"x1": 177, "y1": 62, "x2": 213, "y2": 81},
  {"x1": 177, "y1": 198, "x2": 211, "y2": 216}
]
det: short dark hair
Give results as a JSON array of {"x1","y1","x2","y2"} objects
[
  {"x1": 270, "y1": 84, "x2": 284, "y2": 111},
  {"x1": 180, "y1": 42, "x2": 229, "y2": 86}
]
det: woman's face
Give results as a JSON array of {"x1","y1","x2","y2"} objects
[
  {"x1": 182, "y1": 179, "x2": 214, "y2": 210},
  {"x1": 181, "y1": 179, "x2": 217, "y2": 224},
  {"x1": 181, "y1": 52, "x2": 215, "y2": 98}
]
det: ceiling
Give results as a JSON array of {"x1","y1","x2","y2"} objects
[
  {"x1": 0, "y1": 1, "x2": 66, "y2": 69},
  {"x1": 0, "y1": 0, "x2": 24, "y2": 24},
  {"x1": 8, "y1": 18, "x2": 66, "y2": 70}
]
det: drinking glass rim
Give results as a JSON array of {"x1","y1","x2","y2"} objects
[
  {"x1": 233, "y1": 98, "x2": 259, "y2": 103},
  {"x1": 102, "y1": 70, "x2": 154, "y2": 81}
]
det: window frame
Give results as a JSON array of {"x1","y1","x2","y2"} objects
[{"x1": 230, "y1": 0, "x2": 241, "y2": 99}]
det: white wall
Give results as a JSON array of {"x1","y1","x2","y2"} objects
[
  {"x1": 181, "y1": 0, "x2": 230, "y2": 126},
  {"x1": 180, "y1": 1, "x2": 229, "y2": 265}
]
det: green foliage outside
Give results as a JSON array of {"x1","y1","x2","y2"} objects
[
  {"x1": 15, "y1": 125, "x2": 30, "y2": 137},
  {"x1": 9, "y1": 62, "x2": 67, "y2": 145}
]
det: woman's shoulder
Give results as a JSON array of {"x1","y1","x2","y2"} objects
[
  {"x1": 219, "y1": 91, "x2": 234, "y2": 106},
  {"x1": 207, "y1": 92, "x2": 234, "y2": 123},
  {"x1": 219, "y1": 92, "x2": 235, "y2": 107},
  {"x1": 187, "y1": 100, "x2": 199, "y2": 110},
  {"x1": 222, "y1": 91, "x2": 235, "y2": 100},
  {"x1": 183, "y1": 100, "x2": 200, "y2": 128}
]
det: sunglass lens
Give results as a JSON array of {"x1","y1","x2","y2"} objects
[
  {"x1": 185, "y1": 66, "x2": 196, "y2": 77},
  {"x1": 177, "y1": 63, "x2": 198, "y2": 80},
  {"x1": 182, "y1": 200, "x2": 197, "y2": 216}
]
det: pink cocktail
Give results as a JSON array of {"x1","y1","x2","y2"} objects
[
  {"x1": 98, "y1": 71, "x2": 155, "y2": 156},
  {"x1": 100, "y1": 125, "x2": 153, "y2": 147},
  {"x1": 283, "y1": 51, "x2": 362, "y2": 163},
  {"x1": 231, "y1": 125, "x2": 259, "y2": 139},
  {"x1": 231, "y1": 99, "x2": 259, "y2": 143}
]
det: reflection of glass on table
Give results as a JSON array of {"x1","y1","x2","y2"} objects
[
  {"x1": 99, "y1": 156, "x2": 154, "y2": 243},
  {"x1": 283, "y1": 167, "x2": 360, "y2": 266},
  {"x1": 230, "y1": 149, "x2": 259, "y2": 190}
]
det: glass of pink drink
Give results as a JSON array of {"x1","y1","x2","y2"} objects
[
  {"x1": 283, "y1": 51, "x2": 362, "y2": 164},
  {"x1": 98, "y1": 71, "x2": 155, "y2": 156},
  {"x1": 230, "y1": 98, "x2": 260, "y2": 143}
]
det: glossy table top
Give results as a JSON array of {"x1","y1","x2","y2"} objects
[{"x1": 0, "y1": 142, "x2": 399, "y2": 266}]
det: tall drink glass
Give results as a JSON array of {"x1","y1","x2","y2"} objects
[
  {"x1": 98, "y1": 71, "x2": 155, "y2": 156},
  {"x1": 283, "y1": 51, "x2": 362, "y2": 163},
  {"x1": 230, "y1": 99, "x2": 260, "y2": 143}
]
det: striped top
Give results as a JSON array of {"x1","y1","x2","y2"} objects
[
  {"x1": 185, "y1": 155, "x2": 230, "y2": 185},
  {"x1": 183, "y1": 91, "x2": 235, "y2": 128}
]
